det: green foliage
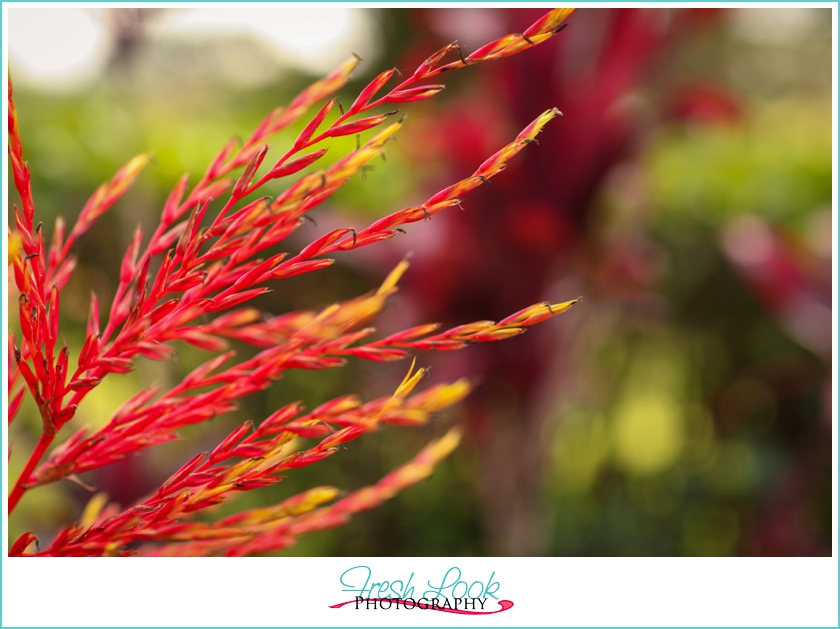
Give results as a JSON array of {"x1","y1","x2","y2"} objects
[{"x1": 646, "y1": 100, "x2": 832, "y2": 231}]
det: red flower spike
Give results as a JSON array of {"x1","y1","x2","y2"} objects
[
  {"x1": 254, "y1": 402, "x2": 305, "y2": 434},
  {"x1": 179, "y1": 352, "x2": 234, "y2": 391},
  {"x1": 232, "y1": 145, "x2": 268, "y2": 199},
  {"x1": 319, "y1": 328, "x2": 376, "y2": 351},
  {"x1": 166, "y1": 273, "x2": 206, "y2": 294},
  {"x1": 247, "y1": 106, "x2": 283, "y2": 145},
  {"x1": 161, "y1": 173, "x2": 190, "y2": 225},
  {"x1": 173, "y1": 331, "x2": 228, "y2": 353},
  {"x1": 13, "y1": 207, "x2": 35, "y2": 254},
  {"x1": 213, "y1": 287, "x2": 272, "y2": 311},
  {"x1": 10, "y1": 532, "x2": 38, "y2": 556},
  {"x1": 267, "y1": 148, "x2": 329, "y2": 180},
  {"x1": 148, "y1": 223, "x2": 185, "y2": 258},
  {"x1": 327, "y1": 112, "x2": 397, "y2": 140},
  {"x1": 338, "y1": 230, "x2": 396, "y2": 250},
  {"x1": 281, "y1": 448, "x2": 340, "y2": 470},
  {"x1": 120, "y1": 225, "x2": 143, "y2": 284},
  {"x1": 283, "y1": 55, "x2": 360, "y2": 123},
  {"x1": 523, "y1": 8, "x2": 576, "y2": 38},
  {"x1": 15, "y1": 357, "x2": 38, "y2": 396},
  {"x1": 226, "y1": 142, "x2": 267, "y2": 173},
  {"x1": 465, "y1": 327, "x2": 526, "y2": 342},
  {"x1": 95, "y1": 357, "x2": 135, "y2": 374},
  {"x1": 210, "y1": 421, "x2": 254, "y2": 464},
  {"x1": 348, "y1": 68, "x2": 396, "y2": 116},
  {"x1": 10, "y1": 386, "x2": 25, "y2": 422},
  {"x1": 205, "y1": 137, "x2": 240, "y2": 181},
  {"x1": 399, "y1": 339, "x2": 466, "y2": 351},
  {"x1": 225, "y1": 252, "x2": 288, "y2": 294},
  {"x1": 47, "y1": 284, "x2": 59, "y2": 348},
  {"x1": 49, "y1": 215, "x2": 65, "y2": 265},
  {"x1": 53, "y1": 404, "x2": 76, "y2": 429},
  {"x1": 147, "y1": 299, "x2": 180, "y2": 325},
  {"x1": 378, "y1": 323, "x2": 442, "y2": 344},
  {"x1": 310, "y1": 395, "x2": 360, "y2": 418},
  {"x1": 9, "y1": 10, "x2": 583, "y2": 555},
  {"x1": 344, "y1": 347, "x2": 407, "y2": 362},
  {"x1": 77, "y1": 331, "x2": 101, "y2": 372},
  {"x1": 67, "y1": 377, "x2": 102, "y2": 393},
  {"x1": 135, "y1": 254, "x2": 152, "y2": 296},
  {"x1": 466, "y1": 37, "x2": 514, "y2": 62},
  {"x1": 386, "y1": 85, "x2": 446, "y2": 104},
  {"x1": 295, "y1": 98, "x2": 336, "y2": 150},
  {"x1": 156, "y1": 452, "x2": 207, "y2": 496},
  {"x1": 272, "y1": 258, "x2": 335, "y2": 280},
  {"x1": 411, "y1": 42, "x2": 461, "y2": 81},
  {"x1": 232, "y1": 478, "x2": 282, "y2": 491},
  {"x1": 195, "y1": 178, "x2": 232, "y2": 204},
  {"x1": 299, "y1": 228, "x2": 355, "y2": 260},
  {"x1": 51, "y1": 256, "x2": 76, "y2": 292}
]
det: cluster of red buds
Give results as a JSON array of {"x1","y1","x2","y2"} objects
[{"x1": 8, "y1": 8, "x2": 578, "y2": 556}]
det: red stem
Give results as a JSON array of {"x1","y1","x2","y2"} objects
[{"x1": 9, "y1": 432, "x2": 53, "y2": 514}]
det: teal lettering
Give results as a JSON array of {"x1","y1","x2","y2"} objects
[
  {"x1": 452, "y1": 580, "x2": 468, "y2": 598},
  {"x1": 388, "y1": 574, "x2": 415, "y2": 599},
  {"x1": 341, "y1": 566, "x2": 372, "y2": 598},
  {"x1": 484, "y1": 572, "x2": 500, "y2": 599},
  {"x1": 424, "y1": 567, "x2": 462, "y2": 598},
  {"x1": 389, "y1": 580, "x2": 403, "y2": 598}
]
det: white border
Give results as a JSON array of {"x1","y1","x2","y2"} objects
[{"x1": 1, "y1": 557, "x2": 838, "y2": 627}]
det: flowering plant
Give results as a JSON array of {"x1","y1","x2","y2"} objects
[{"x1": 8, "y1": 8, "x2": 578, "y2": 556}]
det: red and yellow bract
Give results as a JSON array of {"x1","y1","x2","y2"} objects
[{"x1": 8, "y1": 8, "x2": 578, "y2": 556}]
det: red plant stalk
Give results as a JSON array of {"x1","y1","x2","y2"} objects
[{"x1": 8, "y1": 8, "x2": 579, "y2": 555}]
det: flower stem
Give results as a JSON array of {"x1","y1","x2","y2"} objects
[{"x1": 9, "y1": 433, "x2": 53, "y2": 514}]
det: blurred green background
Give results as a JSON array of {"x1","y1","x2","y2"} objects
[{"x1": 8, "y1": 7, "x2": 833, "y2": 556}]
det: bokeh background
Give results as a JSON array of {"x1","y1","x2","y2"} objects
[{"x1": 8, "y1": 7, "x2": 834, "y2": 556}]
